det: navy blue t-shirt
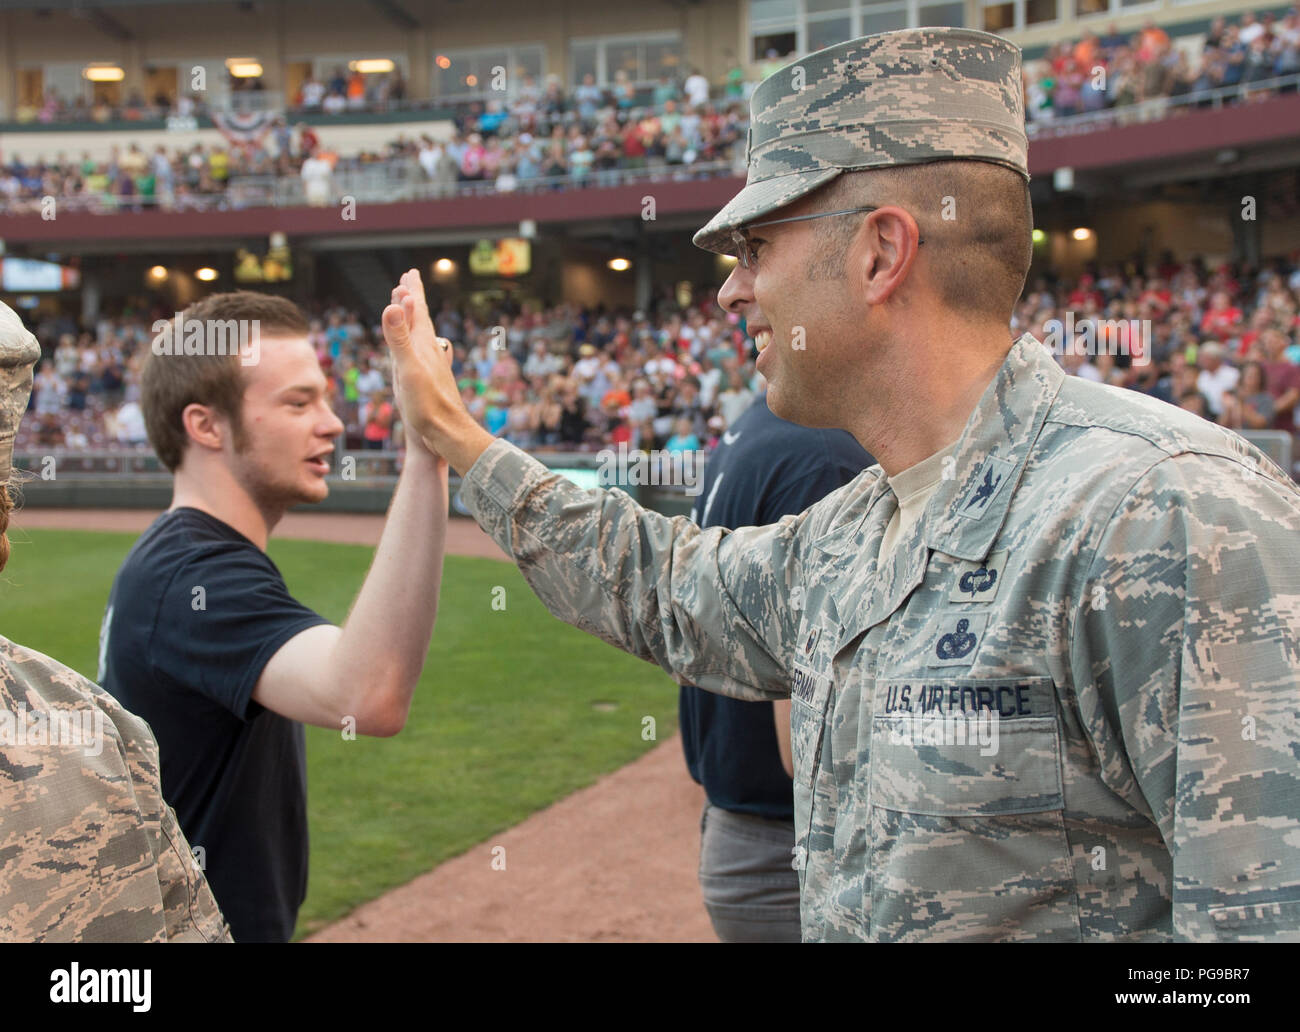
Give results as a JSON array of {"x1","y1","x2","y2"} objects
[
  {"x1": 99, "y1": 507, "x2": 331, "y2": 942},
  {"x1": 680, "y1": 397, "x2": 873, "y2": 820}
]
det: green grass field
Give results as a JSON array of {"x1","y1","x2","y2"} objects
[{"x1": 0, "y1": 526, "x2": 680, "y2": 939}]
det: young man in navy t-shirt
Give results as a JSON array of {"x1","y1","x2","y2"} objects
[
  {"x1": 100, "y1": 289, "x2": 451, "y2": 941},
  {"x1": 681, "y1": 394, "x2": 871, "y2": 942}
]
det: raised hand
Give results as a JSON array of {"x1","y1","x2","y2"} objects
[{"x1": 382, "y1": 269, "x2": 494, "y2": 473}]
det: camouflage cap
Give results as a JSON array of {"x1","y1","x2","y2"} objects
[
  {"x1": 693, "y1": 27, "x2": 1029, "y2": 256},
  {"x1": 0, "y1": 301, "x2": 41, "y2": 486}
]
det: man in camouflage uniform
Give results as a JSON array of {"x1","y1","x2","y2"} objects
[
  {"x1": 382, "y1": 29, "x2": 1300, "y2": 940},
  {"x1": 0, "y1": 300, "x2": 229, "y2": 942}
]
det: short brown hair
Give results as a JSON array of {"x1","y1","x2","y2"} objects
[
  {"x1": 142, "y1": 291, "x2": 309, "y2": 471},
  {"x1": 808, "y1": 160, "x2": 1034, "y2": 320}
]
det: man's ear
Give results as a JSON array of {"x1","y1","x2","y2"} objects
[
  {"x1": 180, "y1": 403, "x2": 229, "y2": 454},
  {"x1": 857, "y1": 206, "x2": 923, "y2": 307}
]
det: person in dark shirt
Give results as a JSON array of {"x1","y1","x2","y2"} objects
[
  {"x1": 681, "y1": 394, "x2": 871, "y2": 942},
  {"x1": 100, "y1": 289, "x2": 452, "y2": 942}
]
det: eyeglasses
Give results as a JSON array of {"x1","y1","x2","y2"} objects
[{"x1": 729, "y1": 205, "x2": 924, "y2": 269}]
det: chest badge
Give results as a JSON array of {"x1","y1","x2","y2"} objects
[
  {"x1": 929, "y1": 611, "x2": 991, "y2": 668},
  {"x1": 949, "y1": 549, "x2": 1009, "y2": 603}
]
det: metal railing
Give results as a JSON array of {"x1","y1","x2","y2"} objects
[
  {"x1": 0, "y1": 157, "x2": 742, "y2": 216},
  {"x1": 1026, "y1": 72, "x2": 1300, "y2": 139}
]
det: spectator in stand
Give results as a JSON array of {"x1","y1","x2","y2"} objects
[
  {"x1": 112, "y1": 398, "x2": 148, "y2": 445},
  {"x1": 1261, "y1": 327, "x2": 1300, "y2": 438},
  {"x1": 611, "y1": 69, "x2": 635, "y2": 111},
  {"x1": 1194, "y1": 341, "x2": 1240, "y2": 419},
  {"x1": 653, "y1": 74, "x2": 679, "y2": 107},
  {"x1": 716, "y1": 369, "x2": 754, "y2": 429},
  {"x1": 34, "y1": 361, "x2": 66, "y2": 416},
  {"x1": 299, "y1": 76, "x2": 325, "y2": 109},
  {"x1": 1220, "y1": 360, "x2": 1276, "y2": 430},
  {"x1": 1178, "y1": 388, "x2": 1211, "y2": 418},
  {"x1": 1201, "y1": 289, "x2": 1244, "y2": 340},
  {"x1": 361, "y1": 390, "x2": 393, "y2": 449},
  {"x1": 684, "y1": 67, "x2": 711, "y2": 108},
  {"x1": 356, "y1": 358, "x2": 385, "y2": 399},
  {"x1": 664, "y1": 416, "x2": 700, "y2": 454},
  {"x1": 300, "y1": 147, "x2": 333, "y2": 205},
  {"x1": 574, "y1": 73, "x2": 604, "y2": 122}
]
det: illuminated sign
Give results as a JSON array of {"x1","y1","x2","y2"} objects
[
  {"x1": 0, "y1": 258, "x2": 80, "y2": 292},
  {"x1": 468, "y1": 238, "x2": 530, "y2": 277},
  {"x1": 234, "y1": 234, "x2": 293, "y2": 283}
]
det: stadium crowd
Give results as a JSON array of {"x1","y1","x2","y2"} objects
[
  {"x1": 1024, "y1": 7, "x2": 1300, "y2": 121},
  {"x1": 6, "y1": 9, "x2": 1300, "y2": 213},
  {"x1": 1, "y1": 82, "x2": 748, "y2": 213},
  {"x1": 16, "y1": 253, "x2": 1300, "y2": 480}
]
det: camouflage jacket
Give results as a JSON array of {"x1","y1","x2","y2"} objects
[
  {"x1": 462, "y1": 333, "x2": 1300, "y2": 942},
  {"x1": 0, "y1": 635, "x2": 230, "y2": 942}
]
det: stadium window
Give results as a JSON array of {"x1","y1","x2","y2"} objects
[
  {"x1": 980, "y1": 0, "x2": 1058, "y2": 31},
  {"x1": 753, "y1": 0, "x2": 799, "y2": 19},
  {"x1": 571, "y1": 42, "x2": 598, "y2": 84},
  {"x1": 750, "y1": 0, "x2": 965, "y2": 65},
  {"x1": 606, "y1": 42, "x2": 641, "y2": 82},
  {"x1": 753, "y1": 31, "x2": 798, "y2": 61},
  {"x1": 1026, "y1": 0, "x2": 1057, "y2": 25},
  {"x1": 567, "y1": 34, "x2": 682, "y2": 86},
  {"x1": 918, "y1": 1, "x2": 965, "y2": 26},
  {"x1": 1074, "y1": 0, "x2": 1108, "y2": 16},
  {"x1": 17, "y1": 68, "x2": 43, "y2": 110},
  {"x1": 808, "y1": 15, "x2": 854, "y2": 51},
  {"x1": 431, "y1": 45, "x2": 544, "y2": 101},
  {"x1": 981, "y1": 1, "x2": 1015, "y2": 31},
  {"x1": 858, "y1": 2, "x2": 909, "y2": 36},
  {"x1": 39, "y1": 62, "x2": 92, "y2": 107},
  {"x1": 646, "y1": 40, "x2": 684, "y2": 80}
]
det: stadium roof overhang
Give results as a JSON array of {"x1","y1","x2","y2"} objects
[
  {"x1": 1027, "y1": 92, "x2": 1300, "y2": 197},
  {"x1": 0, "y1": 174, "x2": 742, "y2": 252}
]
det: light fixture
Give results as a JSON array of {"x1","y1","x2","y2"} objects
[
  {"x1": 607, "y1": 258, "x2": 631, "y2": 272},
  {"x1": 465, "y1": 74, "x2": 478, "y2": 87},
  {"x1": 1032, "y1": 229, "x2": 1046, "y2": 245},
  {"x1": 196, "y1": 267, "x2": 219, "y2": 282},
  {"x1": 436, "y1": 55, "x2": 451, "y2": 69},
  {"x1": 147, "y1": 265, "x2": 168, "y2": 280},
  {"x1": 434, "y1": 258, "x2": 455, "y2": 274},
  {"x1": 1072, "y1": 227, "x2": 1092, "y2": 242},
  {"x1": 82, "y1": 65, "x2": 125, "y2": 82},
  {"x1": 227, "y1": 62, "x2": 264, "y2": 78},
  {"x1": 349, "y1": 59, "x2": 395, "y2": 74}
]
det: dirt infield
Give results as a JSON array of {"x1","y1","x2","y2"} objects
[{"x1": 16, "y1": 507, "x2": 716, "y2": 943}]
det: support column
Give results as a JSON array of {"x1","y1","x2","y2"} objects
[{"x1": 634, "y1": 224, "x2": 652, "y2": 314}]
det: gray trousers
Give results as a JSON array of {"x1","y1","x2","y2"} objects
[{"x1": 698, "y1": 802, "x2": 802, "y2": 943}]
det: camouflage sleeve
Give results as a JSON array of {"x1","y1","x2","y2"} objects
[
  {"x1": 1070, "y1": 453, "x2": 1300, "y2": 942},
  {"x1": 0, "y1": 643, "x2": 231, "y2": 942},
  {"x1": 461, "y1": 439, "x2": 805, "y2": 701}
]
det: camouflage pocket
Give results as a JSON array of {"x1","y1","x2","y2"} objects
[
  {"x1": 868, "y1": 676, "x2": 1062, "y2": 816},
  {"x1": 865, "y1": 680, "x2": 1078, "y2": 939}
]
